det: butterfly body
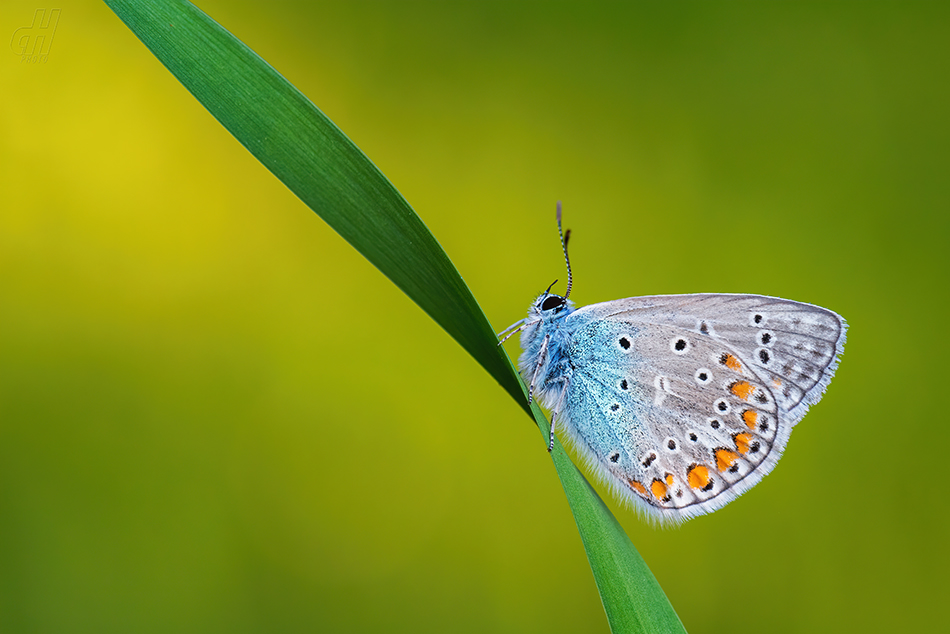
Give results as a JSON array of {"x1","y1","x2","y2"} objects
[{"x1": 501, "y1": 208, "x2": 846, "y2": 523}]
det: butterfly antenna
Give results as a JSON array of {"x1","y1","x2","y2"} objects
[{"x1": 556, "y1": 201, "x2": 573, "y2": 299}]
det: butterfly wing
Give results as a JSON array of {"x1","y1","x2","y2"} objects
[{"x1": 558, "y1": 294, "x2": 846, "y2": 523}]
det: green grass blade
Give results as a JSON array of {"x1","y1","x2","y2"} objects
[
  {"x1": 548, "y1": 428, "x2": 687, "y2": 633},
  {"x1": 105, "y1": 0, "x2": 525, "y2": 409},
  {"x1": 104, "y1": 1, "x2": 687, "y2": 631}
]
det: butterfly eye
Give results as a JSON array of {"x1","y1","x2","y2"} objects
[{"x1": 540, "y1": 295, "x2": 565, "y2": 311}]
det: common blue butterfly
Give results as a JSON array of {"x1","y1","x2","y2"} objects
[{"x1": 498, "y1": 204, "x2": 847, "y2": 522}]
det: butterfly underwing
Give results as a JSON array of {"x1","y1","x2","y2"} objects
[{"x1": 498, "y1": 205, "x2": 846, "y2": 523}]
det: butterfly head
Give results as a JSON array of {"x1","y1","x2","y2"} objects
[
  {"x1": 540, "y1": 293, "x2": 569, "y2": 312},
  {"x1": 530, "y1": 283, "x2": 575, "y2": 321}
]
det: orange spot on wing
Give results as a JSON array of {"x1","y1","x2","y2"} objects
[
  {"x1": 716, "y1": 449, "x2": 739, "y2": 472},
  {"x1": 630, "y1": 481, "x2": 648, "y2": 497},
  {"x1": 730, "y1": 381, "x2": 755, "y2": 401},
  {"x1": 734, "y1": 433, "x2": 752, "y2": 454},
  {"x1": 772, "y1": 379, "x2": 783, "y2": 388},
  {"x1": 687, "y1": 465, "x2": 711, "y2": 489},
  {"x1": 721, "y1": 353, "x2": 742, "y2": 372},
  {"x1": 665, "y1": 473, "x2": 674, "y2": 486},
  {"x1": 742, "y1": 410, "x2": 758, "y2": 430},
  {"x1": 651, "y1": 479, "x2": 668, "y2": 500}
]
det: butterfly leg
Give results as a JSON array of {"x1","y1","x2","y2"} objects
[
  {"x1": 497, "y1": 318, "x2": 540, "y2": 345},
  {"x1": 547, "y1": 379, "x2": 570, "y2": 452},
  {"x1": 496, "y1": 318, "x2": 526, "y2": 342},
  {"x1": 527, "y1": 334, "x2": 550, "y2": 405}
]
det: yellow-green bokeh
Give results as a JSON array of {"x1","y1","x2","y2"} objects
[{"x1": 2, "y1": 2, "x2": 947, "y2": 632}]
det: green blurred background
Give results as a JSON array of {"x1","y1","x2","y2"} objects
[{"x1": 2, "y1": 1, "x2": 947, "y2": 632}]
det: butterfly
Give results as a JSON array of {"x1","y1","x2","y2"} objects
[{"x1": 498, "y1": 204, "x2": 847, "y2": 523}]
